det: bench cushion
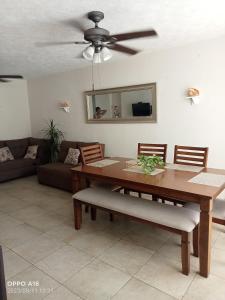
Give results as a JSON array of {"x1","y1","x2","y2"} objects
[
  {"x1": 185, "y1": 200, "x2": 225, "y2": 220},
  {"x1": 73, "y1": 188, "x2": 199, "y2": 232}
]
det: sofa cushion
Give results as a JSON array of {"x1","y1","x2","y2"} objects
[
  {"x1": 37, "y1": 162, "x2": 73, "y2": 191},
  {"x1": 24, "y1": 145, "x2": 38, "y2": 159},
  {"x1": 64, "y1": 148, "x2": 80, "y2": 165},
  {"x1": 0, "y1": 147, "x2": 14, "y2": 163},
  {"x1": 5, "y1": 138, "x2": 29, "y2": 159},
  {"x1": 0, "y1": 158, "x2": 37, "y2": 172},
  {"x1": 39, "y1": 162, "x2": 73, "y2": 173},
  {"x1": 0, "y1": 141, "x2": 5, "y2": 148},
  {"x1": 59, "y1": 141, "x2": 78, "y2": 162}
]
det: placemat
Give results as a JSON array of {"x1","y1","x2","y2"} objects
[
  {"x1": 123, "y1": 165, "x2": 165, "y2": 175},
  {"x1": 87, "y1": 159, "x2": 120, "y2": 167},
  {"x1": 217, "y1": 188, "x2": 225, "y2": 200},
  {"x1": 165, "y1": 163, "x2": 203, "y2": 172},
  {"x1": 188, "y1": 172, "x2": 225, "y2": 187},
  {"x1": 125, "y1": 159, "x2": 138, "y2": 165}
]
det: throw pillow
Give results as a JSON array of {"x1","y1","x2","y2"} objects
[
  {"x1": 24, "y1": 145, "x2": 38, "y2": 159},
  {"x1": 0, "y1": 147, "x2": 14, "y2": 163},
  {"x1": 64, "y1": 148, "x2": 80, "y2": 165}
]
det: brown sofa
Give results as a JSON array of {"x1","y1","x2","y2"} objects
[
  {"x1": 0, "y1": 137, "x2": 49, "y2": 182},
  {"x1": 37, "y1": 140, "x2": 100, "y2": 192}
]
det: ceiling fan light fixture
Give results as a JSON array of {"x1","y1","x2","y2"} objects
[
  {"x1": 82, "y1": 46, "x2": 95, "y2": 60},
  {"x1": 101, "y1": 47, "x2": 112, "y2": 61},
  {"x1": 93, "y1": 52, "x2": 102, "y2": 64}
]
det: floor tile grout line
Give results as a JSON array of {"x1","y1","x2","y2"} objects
[
  {"x1": 2, "y1": 178, "x2": 225, "y2": 300},
  {"x1": 7, "y1": 246, "x2": 89, "y2": 300},
  {"x1": 110, "y1": 277, "x2": 134, "y2": 299},
  {"x1": 180, "y1": 273, "x2": 197, "y2": 300}
]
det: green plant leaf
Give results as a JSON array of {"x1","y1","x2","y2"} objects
[
  {"x1": 42, "y1": 119, "x2": 64, "y2": 163},
  {"x1": 137, "y1": 155, "x2": 164, "y2": 174}
]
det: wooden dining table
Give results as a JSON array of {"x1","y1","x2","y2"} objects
[{"x1": 71, "y1": 157, "x2": 225, "y2": 278}]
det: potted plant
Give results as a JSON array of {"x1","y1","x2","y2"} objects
[
  {"x1": 137, "y1": 155, "x2": 164, "y2": 174},
  {"x1": 42, "y1": 120, "x2": 64, "y2": 163}
]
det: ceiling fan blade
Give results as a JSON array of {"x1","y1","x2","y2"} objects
[
  {"x1": 0, "y1": 79, "x2": 9, "y2": 83},
  {"x1": 0, "y1": 75, "x2": 23, "y2": 79},
  {"x1": 62, "y1": 19, "x2": 87, "y2": 33},
  {"x1": 74, "y1": 41, "x2": 90, "y2": 45},
  {"x1": 110, "y1": 30, "x2": 157, "y2": 42},
  {"x1": 36, "y1": 41, "x2": 89, "y2": 47},
  {"x1": 107, "y1": 43, "x2": 139, "y2": 55}
]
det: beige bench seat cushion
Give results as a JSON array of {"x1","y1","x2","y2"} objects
[
  {"x1": 90, "y1": 181, "x2": 120, "y2": 191},
  {"x1": 185, "y1": 199, "x2": 225, "y2": 220},
  {"x1": 73, "y1": 188, "x2": 199, "y2": 232}
]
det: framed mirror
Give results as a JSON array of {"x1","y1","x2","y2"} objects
[{"x1": 85, "y1": 82, "x2": 157, "y2": 123}]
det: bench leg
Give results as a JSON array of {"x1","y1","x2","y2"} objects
[
  {"x1": 138, "y1": 192, "x2": 142, "y2": 198},
  {"x1": 181, "y1": 232, "x2": 190, "y2": 275},
  {"x1": 193, "y1": 225, "x2": 199, "y2": 257},
  {"x1": 91, "y1": 207, "x2": 97, "y2": 221},
  {"x1": 74, "y1": 199, "x2": 82, "y2": 230}
]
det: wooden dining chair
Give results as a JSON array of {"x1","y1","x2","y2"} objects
[
  {"x1": 138, "y1": 143, "x2": 167, "y2": 163},
  {"x1": 137, "y1": 143, "x2": 167, "y2": 198},
  {"x1": 174, "y1": 145, "x2": 209, "y2": 167},
  {"x1": 125, "y1": 143, "x2": 168, "y2": 198},
  {"x1": 80, "y1": 144, "x2": 104, "y2": 165},
  {"x1": 0, "y1": 246, "x2": 7, "y2": 300},
  {"x1": 80, "y1": 144, "x2": 122, "y2": 220},
  {"x1": 167, "y1": 144, "x2": 225, "y2": 239},
  {"x1": 166, "y1": 145, "x2": 209, "y2": 206}
]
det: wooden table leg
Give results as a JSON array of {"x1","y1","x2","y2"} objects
[
  {"x1": 199, "y1": 199, "x2": 213, "y2": 277},
  {"x1": 71, "y1": 172, "x2": 81, "y2": 193}
]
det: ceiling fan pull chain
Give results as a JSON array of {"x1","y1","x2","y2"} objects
[{"x1": 91, "y1": 60, "x2": 95, "y2": 91}]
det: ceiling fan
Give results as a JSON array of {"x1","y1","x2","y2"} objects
[
  {"x1": 42, "y1": 11, "x2": 157, "y2": 63},
  {"x1": 0, "y1": 75, "x2": 23, "y2": 83}
]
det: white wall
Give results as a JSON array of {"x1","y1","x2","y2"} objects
[
  {"x1": 0, "y1": 80, "x2": 31, "y2": 140},
  {"x1": 28, "y1": 36, "x2": 225, "y2": 168}
]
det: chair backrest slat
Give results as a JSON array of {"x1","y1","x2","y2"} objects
[
  {"x1": 80, "y1": 144, "x2": 104, "y2": 164},
  {"x1": 138, "y1": 143, "x2": 167, "y2": 162},
  {"x1": 174, "y1": 145, "x2": 208, "y2": 167}
]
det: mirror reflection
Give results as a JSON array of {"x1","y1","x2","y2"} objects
[{"x1": 85, "y1": 83, "x2": 157, "y2": 123}]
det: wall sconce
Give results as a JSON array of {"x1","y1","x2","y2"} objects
[
  {"x1": 59, "y1": 101, "x2": 70, "y2": 113},
  {"x1": 186, "y1": 88, "x2": 200, "y2": 105}
]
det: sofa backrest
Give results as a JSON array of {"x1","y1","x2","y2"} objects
[
  {"x1": 29, "y1": 138, "x2": 49, "y2": 164},
  {"x1": 5, "y1": 138, "x2": 29, "y2": 159},
  {"x1": 0, "y1": 138, "x2": 49, "y2": 163},
  {"x1": 0, "y1": 138, "x2": 102, "y2": 164}
]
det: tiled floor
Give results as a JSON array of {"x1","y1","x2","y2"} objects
[{"x1": 1, "y1": 176, "x2": 225, "y2": 300}]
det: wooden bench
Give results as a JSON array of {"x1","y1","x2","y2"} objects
[
  {"x1": 185, "y1": 193, "x2": 225, "y2": 227},
  {"x1": 73, "y1": 188, "x2": 200, "y2": 275}
]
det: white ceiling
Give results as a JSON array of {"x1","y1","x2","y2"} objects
[{"x1": 1, "y1": 0, "x2": 225, "y2": 78}]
